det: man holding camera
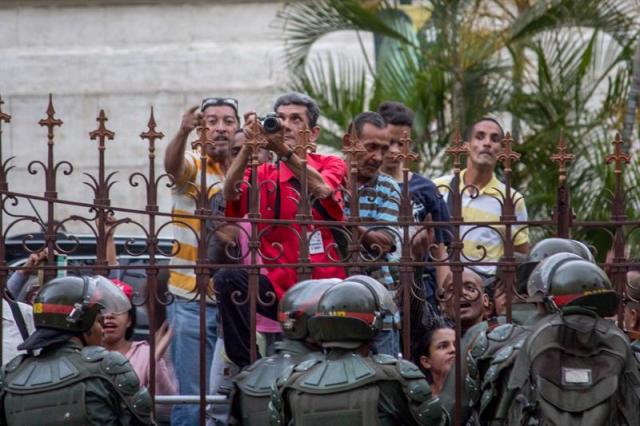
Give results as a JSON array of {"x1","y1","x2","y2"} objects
[
  {"x1": 164, "y1": 97, "x2": 238, "y2": 425},
  {"x1": 216, "y1": 92, "x2": 347, "y2": 369}
]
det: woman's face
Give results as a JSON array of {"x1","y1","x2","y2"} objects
[
  {"x1": 420, "y1": 328, "x2": 456, "y2": 378},
  {"x1": 101, "y1": 311, "x2": 131, "y2": 346}
]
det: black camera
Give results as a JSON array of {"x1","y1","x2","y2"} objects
[{"x1": 259, "y1": 113, "x2": 281, "y2": 134}]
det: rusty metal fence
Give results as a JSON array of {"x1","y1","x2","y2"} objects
[{"x1": 0, "y1": 95, "x2": 636, "y2": 425}]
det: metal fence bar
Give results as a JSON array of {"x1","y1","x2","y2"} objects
[{"x1": 0, "y1": 97, "x2": 637, "y2": 426}]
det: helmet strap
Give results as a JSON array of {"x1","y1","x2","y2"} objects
[{"x1": 66, "y1": 276, "x2": 92, "y2": 324}]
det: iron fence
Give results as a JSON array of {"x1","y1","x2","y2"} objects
[{"x1": 0, "y1": 95, "x2": 636, "y2": 425}]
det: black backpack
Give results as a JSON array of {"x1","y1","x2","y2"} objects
[{"x1": 506, "y1": 307, "x2": 640, "y2": 426}]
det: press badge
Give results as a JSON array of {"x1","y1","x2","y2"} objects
[
  {"x1": 561, "y1": 367, "x2": 592, "y2": 386},
  {"x1": 309, "y1": 230, "x2": 325, "y2": 255}
]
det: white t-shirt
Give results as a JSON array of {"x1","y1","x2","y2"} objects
[{"x1": 2, "y1": 298, "x2": 35, "y2": 365}]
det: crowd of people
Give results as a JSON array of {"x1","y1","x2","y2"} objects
[{"x1": 1, "y1": 91, "x2": 640, "y2": 425}]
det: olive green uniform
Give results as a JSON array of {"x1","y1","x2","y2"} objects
[
  {"x1": 0, "y1": 340, "x2": 152, "y2": 426},
  {"x1": 231, "y1": 339, "x2": 322, "y2": 425},
  {"x1": 270, "y1": 349, "x2": 447, "y2": 426}
]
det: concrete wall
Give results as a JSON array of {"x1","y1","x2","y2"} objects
[{"x1": 0, "y1": 1, "x2": 372, "y2": 236}]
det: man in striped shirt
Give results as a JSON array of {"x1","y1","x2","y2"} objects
[
  {"x1": 163, "y1": 97, "x2": 238, "y2": 426},
  {"x1": 343, "y1": 111, "x2": 401, "y2": 355},
  {"x1": 433, "y1": 117, "x2": 529, "y2": 276}
]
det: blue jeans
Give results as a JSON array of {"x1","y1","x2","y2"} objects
[
  {"x1": 167, "y1": 297, "x2": 218, "y2": 426},
  {"x1": 374, "y1": 328, "x2": 401, "y2": 357}
]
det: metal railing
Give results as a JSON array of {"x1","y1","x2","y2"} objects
[{"x1": 0, "y1": 95, "x2": 636, "y2": 425}]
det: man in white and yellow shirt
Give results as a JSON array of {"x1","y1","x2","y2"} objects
[
  {"x1": 163, "y1": 97, "x2": 238, "y2": 426},
  {"x1": 434, "y1": 117, "x2": 529, "y2": 276}
]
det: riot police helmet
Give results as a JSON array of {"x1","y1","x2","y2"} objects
[
  {"x1": 307, "y1": 280, "x2": 383, "y2": 349},
  {"x1": 517, "y1": 238, "x2": 594, "y2": 294},
  {"x1": 277, "y1": 278, "x2": 342, "y2": 341},
  {"x1": 342, "y1": 275, "x2": 398, "y2": 316},
  {"x1": 19, "y1": 275, "x2": 131, "y2": 350},
  {"x1": 527, "y1": 252, "x2": 618, "y2": 316}
]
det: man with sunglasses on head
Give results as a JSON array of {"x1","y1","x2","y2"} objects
[
  {"x1": 164, "y1": 97, "x2": 239, "y2": 425},
  {"x1": 215, "y1": 92, "x2": 348, "y2": 369}
]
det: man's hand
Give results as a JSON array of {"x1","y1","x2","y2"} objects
[
  {"x1": 243, "y1": 113, "x2": 288, "y2": 156},
  {"x1": 165, "y1": 105, "x2": 202, "y2": 180},
  {"x1": 22, "y1": 249, "x2": 48, "y2": 275},
  {"x1": 412, "y1": 213, "x2": 435, "y2": 260},
  {"x1": 179, "y1": 105, "x2": 202, "y2": 136}
]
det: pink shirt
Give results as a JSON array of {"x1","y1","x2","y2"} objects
[{"x1": 126, "y1": 340, "x2": 177, "y2": 396}]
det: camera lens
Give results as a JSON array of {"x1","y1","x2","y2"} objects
[{"x1": 262, "y1": 116, "x2": 281, "y2": 134}]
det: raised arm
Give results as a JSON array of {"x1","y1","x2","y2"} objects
[{"x1": 164, "y1": 105, "x2": 200, "y2": 182}]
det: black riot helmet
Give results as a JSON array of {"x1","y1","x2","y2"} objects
[
  {"x1": 527, "y1": 252, "x2": 619, "y2": 317},
  {"x1": 277, "y1": 278, "x2": 342, "y2": 341},
  {"x1": 517, "y1": 238, "x2": 595, "y2": 294},
  {"x1": 33, "y1": 275, "x2": 131, "y2": 332},
  {"x1": 307, "y1": 280, "x2": 383, "y2": 349}
]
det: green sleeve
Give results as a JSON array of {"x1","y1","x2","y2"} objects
[{"x1": 84, "y1": 379, "x2": 137, "y2": 426}]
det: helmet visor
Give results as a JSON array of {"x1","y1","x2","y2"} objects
[{"x1": 90, "y1": 275, "x2": 132, "y2": 315}]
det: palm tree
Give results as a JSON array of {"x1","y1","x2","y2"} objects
[{"x1": 275, "y1": 0, "x2": 640, "y2": 255}]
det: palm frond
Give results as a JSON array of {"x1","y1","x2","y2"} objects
[
  {"x1": 289, "y1": 54, "x2": 369, "y2": 149},
  {"x1": 275, "y1": 0, "x2": 415, "y2": 71}
]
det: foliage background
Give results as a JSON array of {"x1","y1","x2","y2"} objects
[{"x1": 275, "y1": 0, "x2": 640, "y2": 258}]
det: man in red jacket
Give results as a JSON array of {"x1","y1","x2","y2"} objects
[{"x1": 215, "y1": 92, "x2": 347, "y2": 368}]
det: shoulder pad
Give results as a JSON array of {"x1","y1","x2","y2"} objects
[
  {"x1": 413, "y1": 395, "x2": 447, "y2": 426},
  {"x1": 295, "y1": 357, "x2": 322, "y2": 372},
  {"x1": 296, "y1": 355, "x2": 377, "y2": 392},
  {"x1": 397, "y1": 359, "x2": 426, "y2": 380},
  {"x1": 5, "y1": 354, "x2": 80, "y2": 391},
  {"x1": 129, "y1": 387, "x2": 153, "y2": 424},
  {"x1": 470, "y1": 331, "x2": 489, "y2": 358},
  {"x1": 487, "y1": 323, "x2": 514, "y2": 342},
  {"x1": 81, "y1": 345, "x2": 109, "y2": 362},
  {"x1": 492, "y1": 345, "x2": 514, "y2": 364},
  {"x1": 4, "y1": 354, "x2": 25, "y2": 373},
  {"x1": 465, "y1": 374, "x2": 480, "y2": 403},
  {"x1": 407, "y1": 379, "x2": 432, "y2": 402},
  {"x1": 466, "y1": 351, "x2": 479, "y2": 379},
  {"x1": 111, "y1": 366, "x2": 142, "y2": 396},
  {"x1": 100, "y1": 350, "x2": 135, "y2": 375},
  {"x1": 372, "y1": 353, "x2": 397, "y2": 365},
  {"x1": 237, "y1": 353, "x2": 319, "y2": 396}
]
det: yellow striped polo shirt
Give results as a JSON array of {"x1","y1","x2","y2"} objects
[
  {"x1": 169, "y1": 150, "x2": 225, "y2": 301},
  {"x1": 434, "y1": 169, "x2": 528, "y2": 274}
]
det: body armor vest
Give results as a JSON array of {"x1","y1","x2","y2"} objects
[
  {"x1": 0, "y1": 341, "x2": 151, "y2": 426},
  {"x1": 232, "y1": 340, "x2": 321, "y2": 425},
  {"x1": 270, "y1": 351, "x2": 445, "y2": 426}
]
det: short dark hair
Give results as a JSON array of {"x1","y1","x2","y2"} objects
[
  {"x1": 273, "y1": 92, "x2": 321, "y2": 128},
  {"x1": 377, "y1": 101, "x2": 415, "y2": 127},
  {"x1": 464, "y1": 116, "x2": 505, "y2": 141},
  {"x1": 347, "y1": 111, "x2": 387, "y2": 138},
  {"x1": 417, "y1": 317, "x2": 453, "y2": 382}
]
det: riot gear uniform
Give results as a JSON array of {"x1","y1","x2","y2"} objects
[
  {"x1": 505, "y1": 255, "x2": 640, "y2": 425},
  {"x1": 230, "y1": 278, "x2": 340, "y2": 425},
  {"x1": 0, "y1": 276, "x2": 152, "y2": 426},
  {"x1": 270, "y1": 280, "x2": 448, "y2": 426},
  {"x1": 441, "y1": 245, "x2": 612, "y2": 425}
]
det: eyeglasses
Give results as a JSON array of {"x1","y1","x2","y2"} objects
[{"x1": 201, "y1": 97, "x2": 239, "y2": 113}]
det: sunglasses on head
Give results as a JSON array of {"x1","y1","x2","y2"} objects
[{"x1": 201, "y1": 97, "x2": 239, "y2": 113}]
